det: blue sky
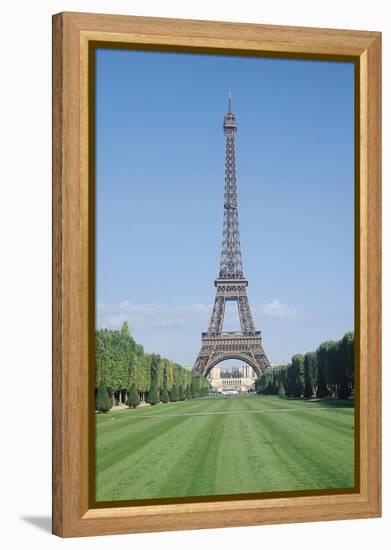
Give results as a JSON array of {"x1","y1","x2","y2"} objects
[{"x1": 95, "y1": 48, "x2": 354, "y2": 366}]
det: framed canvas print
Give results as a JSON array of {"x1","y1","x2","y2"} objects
[{"x1": 52, "y1": 12, "x2": 381, "y2": 537}]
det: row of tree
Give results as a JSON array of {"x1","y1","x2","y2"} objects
[
  {"x1": 95, "y1": 322, "x2": 210, "y2": 412},
  {"x1": 255, "y1": 332, "x2": 354, "y2": 400}
]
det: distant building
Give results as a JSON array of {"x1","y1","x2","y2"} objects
[
  {"x1": 207, "y1": 363, "x2": 256, "y2": 392},
  {"x1": 209, "y1": 366, "x2": 221, "y2": 380}
]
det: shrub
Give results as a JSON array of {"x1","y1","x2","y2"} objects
[
  {"x1": 161, "y1": 386, "x2": 169, "y2": 403},
  {"x1": 147, "y1": 381, "x2": 160, "y2": 406},
  {"x1": 127, "y1": 383, "x2": 140, "y2": 408},
  {"x1": 170, "y1": 384, "x2": 178, "y2": 402},
  {"x1": 96, "y1": 382, "x2": 111, "y2": 413}
]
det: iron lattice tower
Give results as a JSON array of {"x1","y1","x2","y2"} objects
[{"x1": 193, "y1": 93, "x2": 270, "y2": 377}]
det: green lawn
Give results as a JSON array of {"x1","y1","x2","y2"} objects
[{"x1": 95, "y1": 395, "x2": 355, "y2": 502}]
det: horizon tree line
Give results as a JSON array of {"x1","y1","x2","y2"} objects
[
  {"x1": 95, "y1": 321, "x2": 210, "y2": 412},
  {"x1": 255, "y1": 332, "x2": 354, "y2": 400}
]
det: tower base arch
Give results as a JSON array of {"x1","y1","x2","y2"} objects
[{"x1": 193, "y1": 332, "x2": 269, "y2": 378}]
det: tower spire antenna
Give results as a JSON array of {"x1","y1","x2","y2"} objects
[{"x1": 224, "y1": 90, "x2": 237, "y2": 131}]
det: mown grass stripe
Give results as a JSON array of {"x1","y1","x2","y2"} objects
[{"x1": 118, "y1": 406, "x2": 350, "y2": 419}]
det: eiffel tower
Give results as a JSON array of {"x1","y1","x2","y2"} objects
[{"x1": 193, "y1": 93, "x2": 270, "y2": 378}]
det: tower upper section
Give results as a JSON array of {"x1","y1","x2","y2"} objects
[
  {"x1": 223, "y1": 91, "x2": 237, "y2": 133},
  {"x1": 218, "y1": 92, "x2": 244, "y2": 280}
]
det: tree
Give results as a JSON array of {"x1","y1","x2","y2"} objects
[
  {"x1": 295, "y1": 355, "x2": 305, "y2": 397},
  {"x1": 170, "y1": 384, "x2": 178, "y2": 402},
  {"x1": 277, "y1": 381, "x2": 285, "y2": 397},
  {"x1": 161, "y1": 386, "x2": 169, "y2": 403},
  {"x1": 147, "y1": 380, "x2": 160, "y2": 406},
  {"x1": 338, "y1": 378, "x2": 350, "y2": 400},
  {"x1": 285, "y1": 364, "x2": 295, "y2": 396},
  {"x1": 290, "y1": 354, "x2": 305, "y2": 397},
  {"x1": 338, "y1": 332, "x2": 354, "y2": 399},
  {"x1": 127, "y1": 383, "x2": 140, "y2": 408},
  {"x1": 179, "y1": 385, "x2": 185, "y2": 401},
  {"x1": 316, "y1": 373, "x2": 328, "y2": 397},
  {"x1": 274, "y1": 366, "x2": 288, "y2": 395},
  {"x1": 96, "y1": 382, "x2": 111, "y2": 413},
  {"x1": 326, "y1": 341, "x2": 340, "y2": 396},
  {"x1": 304, "y1": 352, "x2": 317, "y2": 397},
  {"x1": 185, "y1": 385, "x2": 192, "y2": 400},
  {"x1": 255, "y1": 370, "x2": 273, "y2": 394},
  {"x1": 138, "y1": 355, "x2": 151, "y2": 397},
  {"x1": 271, "y1": 371, "x2": 279, "y2": 394},
  {"x1": 316, "y1": 342, "x2": 333, "y2": 397}
]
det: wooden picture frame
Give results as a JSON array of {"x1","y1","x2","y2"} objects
[{"x1": 52, "y1": 11, "x2": 381, "y2": 537}]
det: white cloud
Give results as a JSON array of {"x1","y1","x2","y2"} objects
[
  {"x1": 97, "y1": 298, "x2": 298, "y2": 331},
  {"x1": 259, "y1": 299, "x2": 297, "y2": 319},
  {"x1": 97, "y1": 301, "x2": 211, "y2": 330}
]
